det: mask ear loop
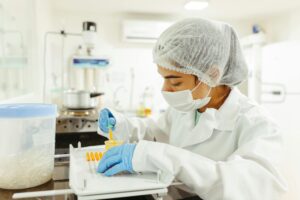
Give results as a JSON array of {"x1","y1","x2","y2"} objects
[
  {"x1": 191, "y1": 81, "x2": 212, "y2": 98},
  {"x1": 205, "y1": 87, "x2": 212, "y2": 98},
  {"x1": 191, "y1": 81, "x2": 202, "y2": 92}
]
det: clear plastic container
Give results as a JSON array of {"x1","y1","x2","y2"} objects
[{"x1": 0, "y1": 104, "x2": 57, "y2": 189}]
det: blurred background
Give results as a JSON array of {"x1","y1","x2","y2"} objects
[{"x1": 0, "y1": 0, "x2": 300, "y2": 199}]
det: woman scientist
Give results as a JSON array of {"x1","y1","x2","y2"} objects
[{"x1": 97, "y1": 18, "x2": 287, "y2": 200}]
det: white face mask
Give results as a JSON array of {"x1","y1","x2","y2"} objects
[{"x1": 162, "y1": 82, "x2": 211, "y2": 113}]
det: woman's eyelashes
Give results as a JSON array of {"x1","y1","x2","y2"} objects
[{"x1": 171, "y1": 82, "x2": 182, "y2": 87}]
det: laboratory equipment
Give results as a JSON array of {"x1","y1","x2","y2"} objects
[
  {"x1": 11, "y1": 145, "x2": 170, "y2": 200},
  {"x1": 70, "y1": 55, "x2": 110, "y2": 93},
  {"x1": 85, "y1": 127, "x2": 123, "y2": 170},
  {"x1": 55, "y1": 98, "x2": 102, "y2": 158},
  {"x1": 137, "y1": 87, "x2": 154, "y2": 117},
  {"x1": 0, "y1": 104, "x2": 57, "y2": 189},
  {"x1": 104, "y1": 139, "x2": 124, "y2": 150},
  {"x1": 56, "y1": 108, "x2": 98, "y2": 133},
  {"x1": 0, "y1": 1, "x2": 33, "y2": 101},
  {"x1": 43, "y1": 22, "x2": 109, "y2": 144},
  {"x1": 69, "y1": 145, "x2": 168, "y2": 198},
  {"x1": 63, "y1": 89, "x2": 104, "y2": 109},
  {"x1": 72, "y1": 56, "x2": 109, "y2": 68},
  {"x1": 86, "y1": 151, "x2": 103, "y2": 162},
  {"x1": 82, "y1": 21, "x2": 97, "y2": 50},
  {"x1": 85, "y1": 151, "x2": 102, "y2": 174},
  {"x1": 43, "y1": 21, "x2": 109, "y2": 103},
  {"x1": 104, "y1": 128, "x2": 124, "y2": 150},
  {"x1": 99, "y1": 108, "x2": 116, "y2": 133}
]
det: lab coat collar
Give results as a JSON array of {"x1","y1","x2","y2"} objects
[
  {"x1": 179, "y1": 87, "x2": 241, "y2": 148},
  {"x1": 214, "y1": 87, "x2": 241, "y2": 131},
  {"x1": 198, "y1": 87, "x2": 241, "y2": 131}
]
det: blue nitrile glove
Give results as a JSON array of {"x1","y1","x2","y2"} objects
[
  {"x1": 99, "y1": 108, "x2": 116, "y2": 133},
  {"x1": 97, "y1": 144, "x2": 137, "y2": 176}
]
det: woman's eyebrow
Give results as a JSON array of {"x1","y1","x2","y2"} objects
[{"x1": 164, "y1": 75, "x2": 182, "y2": 79}]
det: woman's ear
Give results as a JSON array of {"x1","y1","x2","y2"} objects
[{"x1": 194, "y1": 76, "x2": 200, "y2": 85}]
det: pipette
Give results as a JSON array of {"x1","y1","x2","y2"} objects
[
  {"x1": 108, "y1": 126, "x2": 113, "y2": 140},
  {"x1": 104, "y1": 124, "x2": 124, "y2": 150}
]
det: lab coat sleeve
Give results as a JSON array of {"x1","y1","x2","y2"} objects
[
  {"x1": 97, "y1": 108, "x2": 172, "y2": 143},
  {"x1": 132, "y1": 108, "x2": 287, "y2": 200}
]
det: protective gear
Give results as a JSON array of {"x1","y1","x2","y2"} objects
[
  {"x1": 98, "y1": 88, "x2": 287, "y2": 200},
  {"x1": 97, "y1": 143, "x2": 136, "y2": 176},
  {"x1": 162, "y1": 82, "x2": 211, "y2": 113},
  {"x1": 195, "y1": 111, "x2": 201, "y2": 125},
  {"x1": 153, "y1": 18, "x2": 248, "y2": 87},
  {"x1": 99, "y1": 108, "x2": 116, "y2": 133}
]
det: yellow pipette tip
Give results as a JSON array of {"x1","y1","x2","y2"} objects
[
  {"x1": 108, "y1": 128, "x2": 113, "y2": 140},
  {"x1": 86, "y1": 151, "x2": 104, "y2": 162},
  {"x1": 99, "y1": 152, "x2": 103, "y2": 159},
  {"x1": 90, "y1": 152, "x2": 95, "y2": 161},
  {"x1": 86, "y1": 152, "x2": 90, "y2": 161},
  {"x1": 95, "y1": 152, "x2": 100, "y2": 161}
]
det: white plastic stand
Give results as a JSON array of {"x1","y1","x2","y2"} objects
[
  {"x1": 13, "y1": 144, "x2": 169, "y2": 200},
  {"x1": 69, "y1": 144, "x2": 168, "y2": 199}
]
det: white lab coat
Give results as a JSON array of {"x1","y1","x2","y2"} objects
[{"x1": 98, "y1": 87, "x2": 287, "y2": 200}]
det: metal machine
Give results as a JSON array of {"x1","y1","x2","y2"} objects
[{"x1": 42, "y1": 21, "x2": 110, "y2": 154}]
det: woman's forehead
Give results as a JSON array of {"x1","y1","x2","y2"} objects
[
  {"x1": 157, "y1": 66, "x2": 184, "y2": 76},
  {"x1": 157, "y1": 66, "x2": 197, "y2": 81}
]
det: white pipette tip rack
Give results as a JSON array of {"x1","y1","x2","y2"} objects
[{"x1": 69, "y1": 144, "x2": 168, "y2": 197}]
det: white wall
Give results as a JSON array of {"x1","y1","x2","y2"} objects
[{"x1": 260, "y1": 11, "x2": 300, "y2": 42}]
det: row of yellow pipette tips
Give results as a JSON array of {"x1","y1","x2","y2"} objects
[
  {"x1": 85, "y1": 125, "x2": 113, "y2": 161},
  {"x1": 85, "y1": 125, "x2": 115, "y2": 174},
  {"x1": 86, "y1": 151, "x2": 103, "y2": 175},
  {"x1": 86, "y1": 151, "x2": 103, "y2": 162}
]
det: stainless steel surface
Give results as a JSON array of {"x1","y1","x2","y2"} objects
[
  {"x1": 56, "y1": 108, "x2": 98, "y2": 134},
  {"x1": 56, "y1": 116, "x2": 98, "y2": 133},
  {"x1": 55, "y1": 107, "x2": 105, "y2": 156},
  {"x1": 53, "y1": 161, "x2": 69, "y2": 181}
]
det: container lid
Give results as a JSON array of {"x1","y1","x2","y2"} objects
[{"x1": 0, "y1": 104, "x2": 57, "y2": 118}]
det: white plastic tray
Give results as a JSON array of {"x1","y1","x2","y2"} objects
[{"x1": 69, "y1": 144, "x2": 168, "y2": 197}]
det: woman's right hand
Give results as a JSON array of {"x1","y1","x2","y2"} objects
[{"x1": 98, "y1": 108, "x2": 116, "y2": 133}]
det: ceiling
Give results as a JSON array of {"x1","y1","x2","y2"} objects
[{"x1": 51, "y1": 0, "x2": 300, "y2": 21}]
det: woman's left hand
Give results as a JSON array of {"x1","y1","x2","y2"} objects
[{"x1": 97, "y1": 144, "x2": 136, "y2": 176}]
